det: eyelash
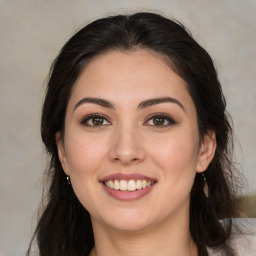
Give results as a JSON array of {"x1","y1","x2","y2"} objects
[
  {"x1": 80, "y1": 113, "x2": 111, "y2": 128},
  {"x1": 80, "y1": 113, "x2": 176, "y2": 128},
  {"x1": 145, "y1": 113, "x2": 176, "y2": 127}
]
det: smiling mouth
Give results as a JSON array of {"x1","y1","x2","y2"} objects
[{"x1": 103, "y1": 179, "x2": 156, "y2": 192}]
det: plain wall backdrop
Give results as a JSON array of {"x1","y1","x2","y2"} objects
[{"x1": 0, "y1": 0, "x2": 255, "y2": 255}]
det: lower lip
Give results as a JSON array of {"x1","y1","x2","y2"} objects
[{"x1": 102, "y1": 183, "x2": 155, "y2": 201}]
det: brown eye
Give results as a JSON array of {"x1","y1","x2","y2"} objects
[
  {"x1": 145, "y1": 113, "x2": 176, "y2": 127},
  {"x1": 153, "y1": 117, "x2": 165, "y2": 126},
  {"x1": 81, "y1": 114, "x2": 111, "y2": 127},
  {"x1": 92, "y1": 117, "x2": 104, "y2": 125}
]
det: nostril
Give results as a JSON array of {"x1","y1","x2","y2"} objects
[
  {"x1": 108, "y1": 137, "x2": 146, "y2": 164},
  {"x1": 113, "y1": 156, "x2": 142, "y2": 164}
]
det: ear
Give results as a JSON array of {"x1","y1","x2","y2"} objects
[
  {"x1": 196, "y1": 131, "x2": 216, "y2": 173},
  {"x1": 55, "y1": 131, "x2": 70, "y2": 175}
]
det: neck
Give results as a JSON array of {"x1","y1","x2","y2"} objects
[{"x1": 90, "y1": 214, "x2": 198, "y2": 256}]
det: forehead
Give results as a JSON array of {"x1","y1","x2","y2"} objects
[{"x1": 68, "y1": 49, "x2": 195, "y2": 112}]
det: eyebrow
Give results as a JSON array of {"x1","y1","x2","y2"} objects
[
  {"x1": 73, "y1": 97, "x2": 115, "y2": 112},
  {"x1": 73, "y1": 96, "x2": 185, "y2": 112},
  {"x1": 138, "y1": 97, "x2": 185, "y2": 111}
]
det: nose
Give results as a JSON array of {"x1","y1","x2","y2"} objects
[{"x1": 108, "y1": 125, "x2": 146, "y2": 165}]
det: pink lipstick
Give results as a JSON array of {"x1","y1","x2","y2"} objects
[{"x1": 100, "y1": 173, "x2": 157, "y2": 201}]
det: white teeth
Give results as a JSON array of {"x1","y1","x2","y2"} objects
[
  {"x1": 109, "y1": 180, "x2": 114, "y2": 189},
  {"x1": 127, "y1": 180, "x2": 136, "y2": 191},
  {"x1": 114, "y1": 180, "x2": 120, "y2": 190},
  {"x1": 136, "y1": 180, "x2": 142, "y2": 189},
  {"x1": 104, "y1": 179, "x2": 154, "y2": 191},
  {"x1": 120, "y1": 180, "x2": 128, "y2": 190}
]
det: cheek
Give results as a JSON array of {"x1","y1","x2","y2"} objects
[
  {"x1": 64, "y1": 130, "x2": 109, "y2": 183},
  {"x1": 149, "y1": 130, "x2": 200, "y2": 173},
  {"x1": 147, "y1": 129, "x2": 200, "y2": 203},
  {"x1": 64, "y1": 132, "x2": 108, "y2": 213},
  {"x1": 63, "y1": 130, "x2": 112, "y2": 211}
]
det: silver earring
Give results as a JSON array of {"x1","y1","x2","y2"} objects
[
  {"x1": 202, "y1": 173, "x2": 209, "y2": 198},
  {"x1": 66, "y1": 175, "x2": 71, "y2": 185}
]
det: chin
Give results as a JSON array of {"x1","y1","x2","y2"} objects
[
  {"x1": 106, "y1": 218, "x2": 153, "y2": 232},
  {"x1": 92, "y1": 207, "x2": 156, "y2": 232}
]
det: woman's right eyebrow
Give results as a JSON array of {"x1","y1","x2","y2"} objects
[{"x1": 73, "y1": 97, "x2": 115, "y2": 112}]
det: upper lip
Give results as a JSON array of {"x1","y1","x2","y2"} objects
[{"x1": 100, "y1": 173, "x2": 157, "y2": 182}]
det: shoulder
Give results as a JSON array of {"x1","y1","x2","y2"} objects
[{"x1": 208, "y1": 218, "x2": 256, "y2": 256}]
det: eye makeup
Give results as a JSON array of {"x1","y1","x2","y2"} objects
[
  {"x1": 144, "y1": 112, "x2": 176, "y2": 128},
  {"x1": 79, "y1": 113, "x2": 111, "y2": 127},
  {"x1": 79, "y1": 111, "x2": 176, "y2": 129}
]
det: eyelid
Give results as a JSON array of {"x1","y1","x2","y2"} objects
[
  {"x1": 79, "y1": 112, "x2": 176, "y2": 127},
  {"x1": 80, "y1": 113, "x2": 111, "y2": 127},
  {"x1": 144, "y1": 112, "x2": 176, "y2": 126}
]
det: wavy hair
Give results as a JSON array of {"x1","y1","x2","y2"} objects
[{"x1": 27, "y1": 12, "x2": 241, "y2": 256}]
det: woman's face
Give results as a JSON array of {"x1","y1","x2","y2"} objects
[{"x1": 56, "y1": 50, "x2": 215, "y2": 232}]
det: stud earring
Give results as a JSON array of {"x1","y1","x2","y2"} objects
[
  {"x1": 66, "y1": 175, "x2": 71, "y2": 185},
  {"x1": 202, "y1": 173, "x2": 209, "y2": 198}
]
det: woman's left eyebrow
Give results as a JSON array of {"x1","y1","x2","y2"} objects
[{"x1": 138, "y1": 97, "x2": 185, "y2": 112}]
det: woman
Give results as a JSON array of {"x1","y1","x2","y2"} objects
[{"x1": 27, "y1": 12, "x2": 254, "y2": 256}]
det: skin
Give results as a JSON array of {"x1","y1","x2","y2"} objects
[{"x1": 56, "y1": 50, "x2": 216, "y2": 256}]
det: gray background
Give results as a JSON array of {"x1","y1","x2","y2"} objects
[{"x1": 0, "y1": 0, "x2": 255, "y2": 255}]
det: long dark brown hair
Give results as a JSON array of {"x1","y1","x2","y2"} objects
[{"x1": 27, "y1": 12, "x2": 242, "y2": 256}]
